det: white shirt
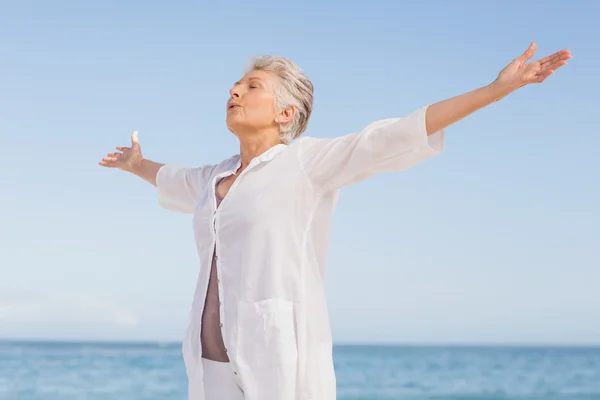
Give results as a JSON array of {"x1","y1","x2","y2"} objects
[{"x1": 156, "y1": 105, "x2": 444, "y2": 400}]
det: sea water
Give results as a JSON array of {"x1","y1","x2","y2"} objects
[{"x1": 1, "y1": 341, "x2": 599, "y2": 400}]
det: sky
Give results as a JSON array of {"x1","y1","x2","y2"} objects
[{"x1": 1, "y1": 0, "x2": 598, "y2": 345}]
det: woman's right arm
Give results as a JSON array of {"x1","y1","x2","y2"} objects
[
  {"x1": 99, "y1": 130, "x2": 216, "y2": 213},
  {"x1": 128, "y1": 159, "x2": 164, "y2": 187}
]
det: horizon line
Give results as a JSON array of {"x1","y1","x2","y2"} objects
[{"x1": 2, "y1": 338, "x2": 600, "y2": 348}]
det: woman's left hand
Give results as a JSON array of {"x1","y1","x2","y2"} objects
[{"x1": 492, "y1": 42, "x2": 572, "y2": 98}]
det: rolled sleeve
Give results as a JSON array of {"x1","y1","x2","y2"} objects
[
  {"x1": 296, "y1": 105, "x2": 444, "y2": 191},
  {"x1": 156, "y1": 164, "x2": 216, "y2": 214}
]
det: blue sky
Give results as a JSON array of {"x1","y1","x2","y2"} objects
[{"x1": 1, "y1": 0, "x2": 598, "y2": 344}]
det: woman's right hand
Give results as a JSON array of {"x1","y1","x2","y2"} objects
[
  {"x1": 99, "y1": 131, "x2": 143, "y2": 172},
  {"x1": 99, "y1": 130, "x2": 164, "y2": 186}
]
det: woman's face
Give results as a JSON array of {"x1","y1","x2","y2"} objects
[{"x1": 226, "y1": 69, "x2": 281, "y2": 136}]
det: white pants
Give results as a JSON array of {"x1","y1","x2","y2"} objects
[{"x1": 202, "y1": 358, "x2": 245, "y2": 400}]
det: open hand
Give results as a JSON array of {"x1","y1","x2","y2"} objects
[
  {"x1": 493, "y1": 42, "x2": 572, "y2": 97},
  {"x1": 99, "y1": 131, "x2": 143, "y2": 172}
]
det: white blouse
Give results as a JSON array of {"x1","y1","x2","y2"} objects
[{"x1": 156, "y1": 105, "x2": 445, "y2": 400}]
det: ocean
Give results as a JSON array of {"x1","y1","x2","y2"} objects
[{"x1": 1, "y1": 341, "x2": 599, "y2": 400}]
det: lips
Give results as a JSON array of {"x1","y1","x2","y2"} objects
[{"x1": 227, "y1": 102, "x2": 241, "y2": 110}]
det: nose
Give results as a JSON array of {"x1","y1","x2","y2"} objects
[{"x1": 229, "y1": 87, "x2": 240, "y2": 99}]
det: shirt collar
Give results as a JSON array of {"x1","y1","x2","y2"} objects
[{"x1": 229, "y1": 143, "x2": 288, "y2": 172}]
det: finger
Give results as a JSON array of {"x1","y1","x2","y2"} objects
[
  {"x1": 534, "y1": 62, "x2": 568, "y2": 83},
  {"x1": 538, "y1": 51, "x2": 563, "y2": 66},
  {"x1": 549, "y1": 59, "x2": 568, "y2": 70},
  {"x1": 536, "y1": 69, "x2": 554, "y2": 83},
  {"x1": 538, "y1": 59, "x2": 567, "y2": 76},
  {"x1": 540, "y1": 51, "x2": 571, "y2": 67},
  {"x1": 131, "y1": 130, "x2": 139, "y2": 146},
  {"x1": 517, "y1": 42, "x2": 536, "y2": 63},
  {"x1": 101, "y1": 156, "x2": 119, "y2": 163},
  {"x1": 116, "y1": 145, "x2": 129, "y2": 151}
]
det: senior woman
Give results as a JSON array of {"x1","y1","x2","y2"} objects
[{"x1": 99, "y1": 42, "x2": 570, "y2": 400}]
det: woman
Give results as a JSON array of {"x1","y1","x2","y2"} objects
[{"x1": 99, "y1": 42, "x2": 570, "y2": 400}]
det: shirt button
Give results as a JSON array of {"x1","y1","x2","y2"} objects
[{"x1": 219, "y1": 323, "x2": 223, "y2": 327}]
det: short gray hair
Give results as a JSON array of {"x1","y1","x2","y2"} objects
[{"x1": 246, "y1": 55, "x2": 314, "y2": 144}]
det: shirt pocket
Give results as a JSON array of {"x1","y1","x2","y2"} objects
[{"x1": 236, "y1": 298, "x2": 298, "y2": 368}]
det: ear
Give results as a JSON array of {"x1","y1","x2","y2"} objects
[{"x1": 275, "y1": 105, "x2": 295, "y2": 125}]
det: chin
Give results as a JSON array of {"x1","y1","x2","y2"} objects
[{"x1": 226, "y1": 117, "x2": 244, "y2": 135}]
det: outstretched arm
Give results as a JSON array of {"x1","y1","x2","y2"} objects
[
  {"x1": 99, "y1": 130, "x2": 164, "y2": 186},
  {"x1": 297, "y1": 42, "x2": 572, "y2": 191},
  {"x1": 99, "y1": 130, "x2": 217, "y2": 213},
  {"x1": 425, "y1": 42, "x2": 572, "y2": 135},
  {"x1": 129, "y1": 159, "x2": 164, "y2": 187}
]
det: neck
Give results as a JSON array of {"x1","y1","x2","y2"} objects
[{"x1": 236, "y1": 129, "x2": 282, "y2": 169}]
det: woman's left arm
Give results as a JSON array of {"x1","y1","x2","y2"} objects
[
  {"x1": 425, "y1": 42, "x2": 571, "y2": 135},
  {"x1": 296, "y1": 42, "x2": 571, "y2": 192}
]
